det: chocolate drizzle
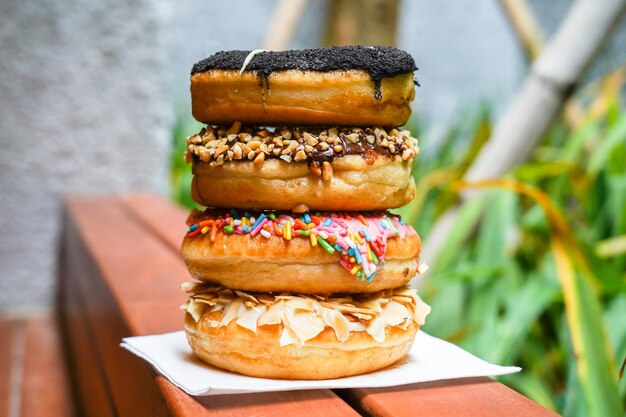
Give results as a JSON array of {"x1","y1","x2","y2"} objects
[
  {"x1": 191, "y1": 46, "x2": 417, "y2": 100},
  {"x1": 185, "y1": 124, "x2": 419, "y2": 174}
]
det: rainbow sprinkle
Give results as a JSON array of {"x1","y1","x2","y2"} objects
[{"x1": 186, "y1": 209, "x2": 415, "y2": 282}]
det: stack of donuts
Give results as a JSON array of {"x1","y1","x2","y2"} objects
[{"x1": 180, "y1": 46, "x2": 431, "y2": 380}]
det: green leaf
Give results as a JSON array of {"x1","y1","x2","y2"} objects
[
  {"x1": 492, "y1": 274, "x2": 558, "y2": 364},
  {"x1": 552, "y1": 239, "x2": 623, "y2": 417},
  {"x1": 587, "y1": 116, "x2": 626, "y2": 176}
]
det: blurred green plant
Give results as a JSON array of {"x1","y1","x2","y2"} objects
[
  {"x1": 170, "y1": 109, "x2": 202, "y2": 210},
  {"x1": 401, "y1": 75, "x2": 626, "y2": 416}
]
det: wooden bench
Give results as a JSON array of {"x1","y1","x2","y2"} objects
[
  {"x1": 1, "y1": 315, "x2": 75, "y2": 417},
  {"x1": 58, "y1": 194, "x2": 559, "y2": 417}
]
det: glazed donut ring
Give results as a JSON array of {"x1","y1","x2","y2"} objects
[
  {"x1": 182, "y1": 284, "x2": 430, "y2": 379},
  {"x1": 191, "y1": 69, "x2": 415, "y2": 127},
  {"x1": 181, "y1": 232, "x2": 421, "y2": 294},
  {"x1": 190, "y1": 46, "x2": 417, "y2": 127},
  {"x1": 191, "y1": 155, "x2": 416, "y2": 211}
]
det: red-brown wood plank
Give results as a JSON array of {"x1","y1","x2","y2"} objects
[
  {"x1": 342, "y1": 377, "x2": 559, "y2": 417},
  {"x1": 20, "y1": 315, "x2": 76, "y2": 417},
  {"x1": 120, "y1": 193, "x2": 188, "y2": 251},
  {"x1": 63, "y1": 195, "x2": 359, "y2": 417},
  {"x1": 0, "y1": 320, "x2": 13, "y2": 417},
  {"x1": 59, "y1": 247, "x2": 115, "y2": 417}
]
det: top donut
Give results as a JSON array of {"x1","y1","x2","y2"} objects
[{"x1": 190, "y1": 46, "x2": 417, "y2": 127}]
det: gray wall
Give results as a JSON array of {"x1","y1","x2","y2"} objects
[{"x1": 0, "y1": 0, "x2": 170, "y2": 312}]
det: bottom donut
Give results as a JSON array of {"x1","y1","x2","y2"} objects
[{"x1": 182, "y1": 283, "x2": 431, "y2": 380}]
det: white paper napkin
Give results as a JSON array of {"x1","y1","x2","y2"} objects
[{"x1": 121, "y1": 330, "x2": 520, "y2": 396}]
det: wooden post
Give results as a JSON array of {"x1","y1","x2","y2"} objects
[{"x1": 324, "y1": 0, "x2": 400, "y2": 46}]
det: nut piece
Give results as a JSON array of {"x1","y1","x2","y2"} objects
[
  {"x1": 248, "y1": 140, "x2": 261, "y2": 150},
  {"x1": 303, "y1": 132, "x2": 318, "y2": 146},
  {"x1": 292, "y1": 204, "x2": 310, "y2": 213},
  {"x1": 254, "y1": 152, "x2": 265, "y2": 166},
  {"x1": 214, "y1": 144, "x2": 229, "y2": 158},
  {"x1": 232, "y1": 143, "x2": 243, "y2": 160},
  {"x1": 310, "y1": 162, "x2": 322, "y2": 177},
  {"x1": 322, "y1": 161, "x2": 333, "y2": 181},
  {"x1": 345, "y1": 133, "x2": 360, "y2": 144},
  {"x1": 226, "y1": 121, "x2": 242, "y2": 135},
  {"x1": 294, "y1": 149, "x2": 307, "y2": 162}
]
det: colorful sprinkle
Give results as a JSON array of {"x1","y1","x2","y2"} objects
[
  {"x1": 317, "y1": 236, "x2": 335, "y2": 254},
  {"x1": 284, "y1": 220, "x2": 292, "y2": 240},
  {"x1": 250, "y1": 214, "x2": 266, "y2": 231},
  {"x1": 360, "y1": 227, "x2": 372, "y2": 242},
  {"x1": 210, "y1": 222, "x2": 217, "y2": 243},
  {"x1": 186, "y1": 210, "x2": 413, "y2": 282},
  {"x1": 371, "y1": 247, "x2": 379, "y2": 265},
  {"x1": 250, "y1": 218, "x2": 268, "y2": 237}
]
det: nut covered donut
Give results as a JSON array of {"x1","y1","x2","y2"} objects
[
  {"x1": 186, "y1": 124, "x2": 419, "y2": 211},
  {"x1": 190, "y1": 46, "x2": 417, "y2": 127},
  {"x1": 182, "y1": 283, "x2": 431, "y2": 380},
  {"x1": 182, "y1": 209, "x2": 422, "y2": 294}
]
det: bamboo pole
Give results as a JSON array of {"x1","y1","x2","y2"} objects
[
  {"x1": 421, "y1": 0, "x2": 626, "y2": 266},
  {"x1": 324, "y1": 0, "x2": 400, "y2": 46},
  {"x1": 499, "y1": 0, "x2": 544, "y2": 60},
  {"x1": 499, "y1": 0, "x2": 588, "y2": 128}
]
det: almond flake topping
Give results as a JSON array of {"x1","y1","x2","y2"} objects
[{"x1": 182, "y1": 283, "x2": 431, "y2": 346}]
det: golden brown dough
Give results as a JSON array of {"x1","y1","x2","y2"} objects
[
  {"x1": 181, "y1": 232, "x2": 421, "y2": 294},
  {"x1": 186, "y1": 316, "x2": 418, "y2": 380},
  {"x1": 191, "y1": 155, "x2": 416, "y2": 211},
  {"x1": 191, "y1": 69, "x2": 415, "y2": 127}
]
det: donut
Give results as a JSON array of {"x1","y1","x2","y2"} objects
[
  {"x1": 186, "y1": 124, "x2": 418, "y2": 211},
  {"x1": 181, "y1": 283, "x2": 431, "y2": 380},
  {"x1": 190, "y1": 46, "x2": 417, "y2": 127},
  {"x1": 182, "y1": 209, "x2": 422, "y2": 294}
]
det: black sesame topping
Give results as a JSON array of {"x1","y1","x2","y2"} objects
[{"x1": 191, "y1": 46, "x2": 417, "y2": 100}]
